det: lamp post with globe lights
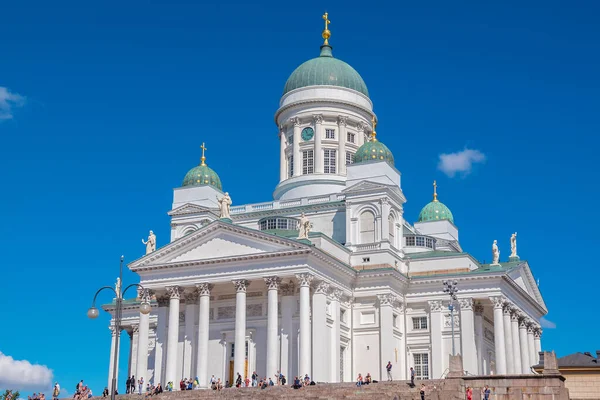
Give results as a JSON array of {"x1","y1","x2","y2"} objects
[
  {"x1": 87, "y1": 256, "x2": 151, "y2": 400},
  {"x1": 443, "y1": 280, "x2": 459, "y2": 356}
]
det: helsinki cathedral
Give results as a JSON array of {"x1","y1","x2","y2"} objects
[{"x1": 105, "y1": 13, "x2": 547, "y2": 390}]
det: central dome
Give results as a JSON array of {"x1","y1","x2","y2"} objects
[{"x1": 283, "y1": 45, "x2": 369, "y2": 97}]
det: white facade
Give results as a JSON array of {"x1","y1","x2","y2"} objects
[{"x1": 105, "y1": 37, "x2": 547, "y2": 390}]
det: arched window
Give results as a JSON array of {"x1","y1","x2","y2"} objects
[
  {"x1": 360, "y1": 211, "x2": 375, "y2": 244},
  {"x1": 388, "y1": 214, "x2": 395, "y2": 245}
]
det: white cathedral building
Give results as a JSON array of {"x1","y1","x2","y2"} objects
[{"x1": 104, "y1": 16, "x2": 547, "y2": 390}]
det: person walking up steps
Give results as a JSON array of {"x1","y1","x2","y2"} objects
[
  {"x1": 420, "y1": 384, "x2": 426, "y2": 400},
  {"x1": 410, "y1": 367, "x2": 415, "y2": 387},
  {"x1": 386, "y1": 361, "x2": 393, "y2": 381}
]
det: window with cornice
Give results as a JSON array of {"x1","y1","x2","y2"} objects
[
  {"x1": 324, "y1": 149, "x2": 336, "y2": 173},
  {"x1": 359, "y1": 211, "x2": 375, "y2": 243}
]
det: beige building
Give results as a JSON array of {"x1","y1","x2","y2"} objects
[{"x1": 535, "y1": 351, "x2": 600, "y2": 399}]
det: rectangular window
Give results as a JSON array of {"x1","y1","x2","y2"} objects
[
  {"x1": 277, "y1": 218, "x2": 288, "y2": 229},
  {"x1": 324, "y1": 149, "x2": 337, "y2": 174},
  {"x1": 346, "y1": 151, "x2": 354, "y2": 165},
  {"x1": 413, "y1": 353, "x2": 429, "y2": 379},
  {"x1": 259, "y1": 220, "x2": 267, "y2": 230},
  {"x1": 302, "y1": 150, "x2": 314, "y2": 174},
  {"x1": 325, "y1": 129, "x2": 335, "y2": 139},
  {"x1": 426, "y1": 238, "x2": 433, "y2": 248},
  {"x1": 288, "y1": 156, "x2": 294, "y2": 178},
  {"x1": 267, "y1": 219, "x2": 276, "y2": 229},
  {"x1": 416, "y1": 236, "x2": 425, "y2": 247},
  {"x1": 362, "y1": 257, "x2": 370, "y2": 263},
  {"x1": 347, "y1": 132, "x2": 355, "y2": 143},
  {"x1": 412, "y1": 316, "x2": 428, "y2": 330},
  {"x1": 406, "y1": 236, "x2": 415, "y2": 246}
]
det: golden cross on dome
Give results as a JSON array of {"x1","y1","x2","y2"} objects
[
  {"x1": 370, "y1": 115, "x2": 378, "y2": 142},
  {"x1": 200, "y1": 142, "x2": 207, "y2": 166},
  {"x1": 322, "y1": 12, "x2": 331, "y2": 45},
  {"x1": 433, "y1": 180, "x2": 438, "y2": 202}
]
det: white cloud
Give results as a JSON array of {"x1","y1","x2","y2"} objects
[
  {"x1": 0, "y1": 352, "x2": 53, "y2": 390},
  {"x1": 540, "y1": 317, "x2": 557, "y2": 329},
  {"x1": 437, "y1": 148, "x2": 486, "y2": 177},
  {"x1": 0, "y1": 86, "x2": 26, "y2": 120}
]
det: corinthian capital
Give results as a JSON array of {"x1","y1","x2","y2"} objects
[
  {"x1": 232, "y1": 280, "x2": 250, "y2": 293},
  {"x1": 489, "y1": 296, "x2": 505, "y2": 309},
  {"x1": 458, "y1": 298, "x2": 473, "y2": 311},
  {"x1": 329, "y1": 288, "x2": 343, "y2": 302},
  {"x1": 295, "y1": 273, "x2": 314, "y2": 287},
  {"x1": 377, "y1": 293, "x2": 396, "y2": 307},
  {"x1": 166, "y1": 286, "x2": 182, "y2": 299},
  {"x1": 289, "y1": 117, "x2": 300, "y2": 127},
  {"x1": 337, "y1": 115, "x2": 348, "y2": 126},
  {"x1": 313, "y1": 114, "x2": 324, "y2": 124},
  {"x1": 196, "y1": 282, "x2": 214, "y2": 297},
  {"x1": 428, "y1": 300, "x2": 444, "y2": 313},
  {"x1": 314, "y1": 281, "x2": 330, "y2": 295},
  {"x1": 264, "y1": 276, "x2": 282, "y2": 291}
]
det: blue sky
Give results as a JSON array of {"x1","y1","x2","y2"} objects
[{"x1": 1, "y1": 0, "x2": 599, "y2": 394}]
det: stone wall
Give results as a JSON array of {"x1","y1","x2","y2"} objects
[{"x1": 562, "y1": 371, "x2": 600, "y2": 399}]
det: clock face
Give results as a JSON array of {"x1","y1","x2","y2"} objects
[{"x1": 301, "y1": 127, "x2": 314, "y2": 141}]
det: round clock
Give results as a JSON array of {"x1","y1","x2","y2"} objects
[{"x1": 301, "y1": 127, "x2": 314, "y2": 141}]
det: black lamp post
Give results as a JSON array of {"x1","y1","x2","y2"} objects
[
  {"x1": 443, "y1": 280, "x2": 459, "y2": 356},
  {"x1": 87, "y1": 256, "x2": 151, "y2": 400}
]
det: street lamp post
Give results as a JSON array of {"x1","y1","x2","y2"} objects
[
  {"x1": 87, "y1": 256, "x2": 151, "y2": 400},
  {"x1": 443, "y1": 280, "x2": 459, "y2": 356}
]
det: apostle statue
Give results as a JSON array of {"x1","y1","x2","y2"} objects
[
  {"x1": 298, "y1": 212, "x2": 311, "y2": 239},
  {"x1": 115, "y1": 277, "x2": 122, "y2": 298},
  {"x1": 217, "y1": 192, "x2": 232, "y2": 219},
  {"x1": 492, "y1": 240, "x2": 500, "y2": 265},
  {"x1": 510, "y1": 232, "x2": 518, "y2": 258},
  {"x1": 142, "y1": 230, "x2": 157, "y2": 254}
]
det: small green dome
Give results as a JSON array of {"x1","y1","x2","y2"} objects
[
  {"x1": 182, "y1": 164, "x2": 222, "y2": 190},
  {"x1": 283, "y1": 45, "x2": 369, "y2": 97},
  {"x1": 353, "y1": 140, "x2": 395, "y2": 166},
  {"x1": 418, "y1": 200, "x2": 454, "y2": 224}
]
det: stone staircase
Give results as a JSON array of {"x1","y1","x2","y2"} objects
[{"x1": 110, "y1": 380, "x2": 457, "y2": 400}]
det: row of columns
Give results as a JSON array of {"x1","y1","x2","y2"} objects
[
  {"x1": 132, "y1": 273, "x2": 345, "y2": 389},
  {"x1": 490, "y1": 296, "x2": 542, "y2": 375}
]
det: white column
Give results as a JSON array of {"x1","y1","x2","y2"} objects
[
  {"x1": 128, "y1": 330, "x2": 133, "y2": 378},
  {"x1": 183, "y1": 292, "x2": 198, "y2": 380},
  {"x1": 459, "y1": 298, "x2": 477, "y2": 375},
  {"x1": 534, "y1": 329, "x2": 542, "y2": 365},
  {"x1": 279, "y1": 129, "x2": 287, "y2": 181},
  {"x1": 165, "y1": 286, "x2": 182, "y2": 387},
  {"x1": 381, "y1": 198, "x2": 391, "y2": 243},
  {"x1": 489, "y1": 296, "x2": 507, "y2": 374},
  {"x1": 153, "y1": 299, "x2": 167, "y2": 385},
  {"x1": 519, "y1": 316, "x2": 530, "y2": 374},
  {"x1": 527, "y1": 324, "x2": 536, "y2": 369},
  {"x1": 428, "y1": 300, "x2": 444, "y2": 379},
  {"x1": 130, "y1": 326, "x2": 139, "y2": 381},
  {"x1": 312, "y1": 281, "x2": 329, "y2": 382},
  {"x1": 137, "y1": 307, "x2": 150, "y2": 385},
  {"x1": 503, "y1": 304, "x2": 515, "y2": 374},
  {"x1": 264, "y1": 277, "x2": 281, "y2": 380},
  {"x1": 314, "y1": 114, "x2": 323, "y2": 173},
  {"x1": 296, "y1": 273, "x2": 313, "y2": 378},
  {"x1": 280, "y1": 282, "x2": 296, "y2": 380},
  {"x1": 337, "y1": 116, "x2": 347, "y2": 175},
  {"x1": 378, "y1": 294, "x2": 395, "y2": 381},
  {"x1": 330, "y1": 289, "x2": 342, "y2": 382},
  {"x1": 195, "y1": 283, "x2": 213, "y2": 388},
  {"x1": 232, "y1": 280, "x2": 249, "y2": 380},
  {"x1": 291, "y1": 117, "x2": 301, "y2": 177},
  {"x1": 474, "y1": 303, "x2": 484, "y2": 374},
  {"x1": 511, "y1": 311, "x2": 522, "y2": 374},
  {"x1": 398, "y1": 302, "x2": 407, "y2": 380},
  {"x1": 357, "y1": 122, "x2": 365, "y2": 147},
  {"x1": 108, "y1": 327, "x2": 117, "y2": 393}
]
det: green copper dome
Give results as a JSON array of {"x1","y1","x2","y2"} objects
[
  {"x1": 418, "y1": 183, "x2": 454, "y2": 223},
  {"x1": 182, "y1": 164, "x2": 222, "y2": 190},
  {"x1": 353, "y1": 140, "x2": 395, "y2": 166},
  {"x1": 283, "y1": 45, "x2": 369, "y2": 97}
]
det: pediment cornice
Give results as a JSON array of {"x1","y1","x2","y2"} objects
[{"x1": 168, "y1": 203, "x2": 215, "y2": 217}]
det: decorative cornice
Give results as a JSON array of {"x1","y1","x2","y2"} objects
[
  {"x1": 264, "y1": 276, "x2": 282, "y2": 291},
  {"x1": 314, "y1": 281, "x2": 330, "y2": 295},
  {"x1": 166, "y1": 286, "x2": 182, "y2": 300},
  {"x1": 428, "y1": 300, "x2": 444, "y2": 313},
  {"x1": 232, "y1": 280, "x2": 250, "y2": 293},
  {"x1": 458, "y1": 298, "x2": 473, "y2": 311},
  {"x1": 296, "y1": 273, "x2": 314, "y2": 287},
  {"x1": 196, "y1": 283, "x2": 214, "y2": 297}
]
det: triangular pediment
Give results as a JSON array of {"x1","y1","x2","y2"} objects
[
  {"x1": 508, "y1": 262, "x2": 547, "y2": 311},
  {"x1": 129, "y1": 221, "x2": 308, "y2": 269},
  {"x1": 168, "y1": 203, "x2": 215, "y2": 217},
  {"x1": 343, "y1": 180, "x2": 393, "y2": 194}
]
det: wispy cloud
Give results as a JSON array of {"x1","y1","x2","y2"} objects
[
  {"x1": 0, "y1": 86, "x2": 26, "y2": 120},
  {"x1": 0, "y1": 352, "x2": 53, "y2": 390},
  {"x1": 540, "y1": 317, "x2": 557, "y2": 329},
  {"x1": 437, "y1": 148, "x2": 486, "y2": 177}
]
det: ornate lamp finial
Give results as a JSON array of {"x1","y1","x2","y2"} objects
[
  {"x1": 370, "y1": 115, "x2": 378, "y2": 142},
  {"x1": 433, "y1": 180, "x2": 438, "y2": 202},
  {"x1": 322, "y1": 12, "x2": 331, "y2": 45},
  {"x1": 200, "y1": 142, "x2": 208, "y2": 166}
]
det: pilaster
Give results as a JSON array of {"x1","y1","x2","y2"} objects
[
  {"x1": 312, "y1": 280, "x2": 330, "y2": 382},
  {"x1": 314, "y1": 114, "x2": 323, "y2": 173},
  {"x1": 378, "y1": 294, "x2": 396, "y2": 381},
  {"x1": 428, "y1": 300, "x2": 444, "y2": 379},
  {"x1": 458, "y1": 298, "x2": 477, "y2": 375}
]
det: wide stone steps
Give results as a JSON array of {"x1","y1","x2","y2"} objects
[{"x1": 109, "y1": 380, "x2": 454, "y2": 400}]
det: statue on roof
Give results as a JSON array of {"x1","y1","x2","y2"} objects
[
  {"x1": 298, "y1": 212, "x2": 312, "y2": 240},
  {"x1": 142, "y1": 230, "x2": 156, "y2": 254},
  {"x1": 492, "y1": 240, "x2": 500, "y2": 265},
  {"x1": 217, "y1": 192, "x2": 232, "y2": 219},
  {"x1": 115, "y1": 277, "x2": 122, "y2": 298},
  {"x1": 510, "y1": 232, "x2": 518, "y2": 258}
]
